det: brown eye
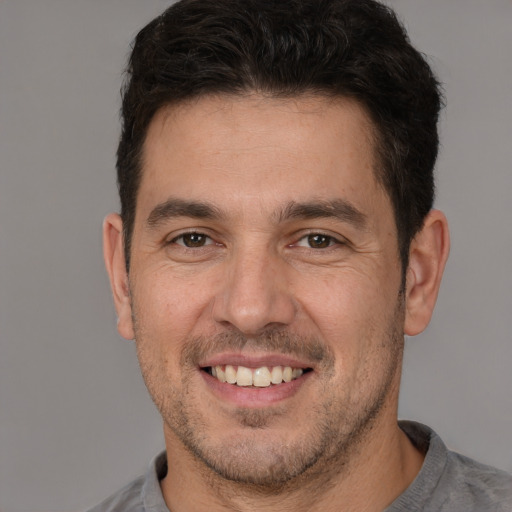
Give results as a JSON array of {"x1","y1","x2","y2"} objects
[
  {"x1": 307, "y1": 234, "x2": 333, "y2": 248},
  {"x1": 174, "y1": 232, "x2": 211, "y2": 248}
]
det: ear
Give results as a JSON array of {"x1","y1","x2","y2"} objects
[
  {"x1": 404, "y1": 209, "x2": 450, "y2": 336},
  {"x1": 103, "y1": 213, "x2": 135, "y2": 340}
]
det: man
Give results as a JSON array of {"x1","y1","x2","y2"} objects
[{"x1": 91, "y1": 0, "x2": 512, "y2": 510}]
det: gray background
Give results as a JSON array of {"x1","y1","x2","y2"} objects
[{"x1": 0, "y1": 1, "x2": 510, "y2": 511}]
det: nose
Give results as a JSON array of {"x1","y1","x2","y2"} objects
[{"x1": 212, "y1": 246, "x2": 296, "y2": 336}]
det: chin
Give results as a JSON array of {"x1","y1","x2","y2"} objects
[{"x1": 177, "y1": 426, "x2": 330, "y2": 488}]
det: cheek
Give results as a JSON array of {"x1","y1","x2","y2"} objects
[
  {"x1": 298, "y1": 268, "x2": 389, "y2": 334},
  {"x1": 131, "y1": 274, "x2": 209, "y2": 395},
  {"x1": 296, "y1": 269, "x2": 400, "y2": 370},
  {"x1": 133, "y1": 272, "x2": 211, "y2": 340}
]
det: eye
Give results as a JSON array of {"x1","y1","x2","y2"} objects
[
  {"x1": 171, "y1": 232, "x2": 213, "y2": 248},
  {"x1": 296, "y1": 233, "x2": 340, "y2": 249}
]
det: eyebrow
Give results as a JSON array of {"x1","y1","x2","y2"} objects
[
  {"x1": 276, "y1": 199, "x2": 367, "y2": 229},
  {"x1": 146, "y1": 197, "x2": 367, "y2": 230},
  {"x1": 146, "y1": 198, "x2": 224, "y2": 228}
]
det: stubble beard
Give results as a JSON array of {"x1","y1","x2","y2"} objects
[{"x1": 134, "y1": 303, "x2": 405, "y2": 491}]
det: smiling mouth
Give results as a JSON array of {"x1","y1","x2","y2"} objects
[{"x1": 202, "y1": 365, "x2": 312, "y2": 388}]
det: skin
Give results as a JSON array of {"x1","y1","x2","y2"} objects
[{"x1": 104, "y1": 94, "x2": 450, "y2": 511}]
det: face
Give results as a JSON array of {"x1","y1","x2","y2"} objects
[{"x1": 120, "y1": 95, "x2": 407, "y2": 485}]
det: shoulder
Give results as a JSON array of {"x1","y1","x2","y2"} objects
[
  {"x1": 85, "y1": 475, "x2": 145, "y2": 512},
  {"x1": 85, "y1": 452, "x2": 169, "y2": 512},
  {"x1": 390, "y1": 421, "x2": 512, "y2": 512},
  {"x1": 441, "y1": 450, "x2": 512, "y2": 510}
]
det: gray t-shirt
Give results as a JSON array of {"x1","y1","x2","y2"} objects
[{"x1": 86, "y1": 421, "x2": 512, "y2": 512}]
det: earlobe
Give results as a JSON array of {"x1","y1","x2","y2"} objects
[
  {"x1": 103, "y1": 213, "x2": 135, "y2": 340},
  {"x1": 404, "y1": 209, "x2": 450, "y2": 336}
]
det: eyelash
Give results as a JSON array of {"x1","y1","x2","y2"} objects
[
  {"x1": 169, "y1": 232, "x2": 216, "y2": 248},
  {"x1": 168, "y1": 231, "x2": 345, "y2": 250},
  {"x1": 293, "y1": 233, "x2": 344, "y2": 249}
]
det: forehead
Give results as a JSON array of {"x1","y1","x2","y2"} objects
[{"x1": 138, "y1": 94, "x2": 390, "y2": 225}]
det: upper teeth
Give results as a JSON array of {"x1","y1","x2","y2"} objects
[{"x1": 211, "y1": 365, "x2": 304, "y2": 387}]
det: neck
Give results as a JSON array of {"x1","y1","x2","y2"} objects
[{"x1": 160, "y1": 414, "x2": 424, "y2": 512}]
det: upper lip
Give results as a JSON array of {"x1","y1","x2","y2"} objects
[{"x1": 198, "y1": 352, "x2": 315, "y2": 370}]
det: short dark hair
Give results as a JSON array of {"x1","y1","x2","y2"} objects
[{"x1": 117, "y1": 0, "x2": 443, "y2": 270}]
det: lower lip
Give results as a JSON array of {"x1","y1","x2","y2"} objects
[{"x1": 200, "y1": 370, "x2": 312, "y2": 408}]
